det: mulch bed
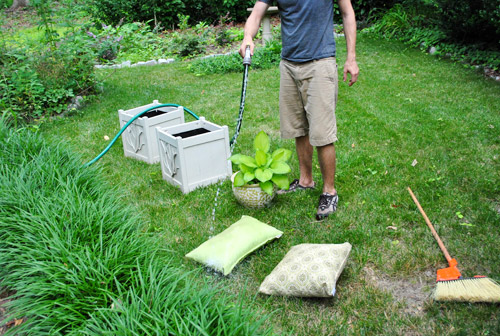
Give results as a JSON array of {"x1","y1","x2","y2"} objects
[{"x1": 0, "y1": 289, "x2": 21, "y2": 336}]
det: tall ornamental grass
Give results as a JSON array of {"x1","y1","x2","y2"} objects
[{"x1": 0, "y1": 120, "x2": 271, "y2": 335}]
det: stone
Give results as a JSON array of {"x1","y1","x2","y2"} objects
[
  {"x1": 67, "y1": 96, "x2": 84, "y2": 111},
  {"x1": 429, "y1": 47, "x2": 437, "y2": 55},
  {"x1": 158, "y1": 58, "x2": 175, "y2": 64}
]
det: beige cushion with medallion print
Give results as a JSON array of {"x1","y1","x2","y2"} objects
[{"x1": 259, "y1": 243, "x2": 351, "y2": 297}]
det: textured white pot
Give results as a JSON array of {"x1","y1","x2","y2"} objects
[
  {"x1": 118, "y1": 100, "x2": 184, "y2": 164},
  {"x1": 156, "y1": 117, "x2": 232, "y2": 194},
  {"x1": 231, "y1": 173, "x2": 276, "y2": 209}
]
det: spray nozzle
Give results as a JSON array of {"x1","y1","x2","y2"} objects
[{"x1": 243, "y1": 45, "x2": 252, "y2": 66}]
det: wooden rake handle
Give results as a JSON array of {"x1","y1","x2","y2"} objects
[{"x1": 407, "y1": 187, "x2": 453, "y2": 263}]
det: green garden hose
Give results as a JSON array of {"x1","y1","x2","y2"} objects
[{"x1": 84, "y1": 104, "x2": 199, "y2": 167}]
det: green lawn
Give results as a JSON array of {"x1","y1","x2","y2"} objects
[{"x1": 40, "y1": 34, "x2": 500, "y2": 335}]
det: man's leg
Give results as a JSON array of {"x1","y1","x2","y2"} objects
[
  {"x1": 316, "y1": 143, "x2": 338, "y2": 220},
  {"x1": 295, "y1": 135, "x2": 315, "y2": 187},
  {"x1": 317, "y1": 143, "x2": 337, "y2": 195}
]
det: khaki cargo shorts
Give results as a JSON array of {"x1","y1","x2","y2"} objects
[{"x1": 279, "y1": 57, "x2": 338, "y2": 147}]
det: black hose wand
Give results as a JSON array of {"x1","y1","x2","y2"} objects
[{"x1": 229, "y1": 46, "x2": 252, "y2": 151}]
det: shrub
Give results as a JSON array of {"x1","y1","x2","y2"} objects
[
  {"x1": 169, "y1": 31, "x2": 205, "y2": 57},
  {"x1": 0, "y1": 0, "x2": 98, "y2": 125},
  {"x1": 349, "y1": 0, "x2": 399, "y2": 24},
  {"x1": 0, "y1": 29, "x2": 97, "y2": 124},
  {"x1": 0, "y1": 0, "x2": 12, "y2": 8},
  {"x1": 84, "y1": 21, "x2": 174, "y2": 63},
  {"x1": 364, "y1": 3, "x2": 500, "y2": 71},
  {"x1": 190, "y1": 39, "x2": 282, "y2": 75},
  {"x1": 86, "y1": 0, "x2": 255, "y2": 27},
  {"x1": 86, "y1": 0, "x2": 185, "y2": 29},
  {"x1": 434, "y1": 0, "x2": 500, "y2": 48}
]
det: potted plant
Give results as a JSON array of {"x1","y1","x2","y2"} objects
[{"x1": 229, "y1": 131, "x2": 292, "y2": 208}]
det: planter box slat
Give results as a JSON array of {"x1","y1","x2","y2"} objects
[
  {"x1": 118, "y1": 100, "x2": 184, "y2": 164},
  {"x1": 156, "y1": 117, "x2": 232, "y2": 193}
]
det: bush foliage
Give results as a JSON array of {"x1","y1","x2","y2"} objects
[
  {"x1": 86, "y1": 0, "x2": 255, "y2": 28},
  {"x1": 190, "y1": 39, "x2": 282, "y2": 75},
  {"x1": 434, "y1": 0, "x2": 500, "y2": 47},
  {"x1": 365, "y1": 1, "x2": 500, "y2": 70},
  {"x1": 0, "y1": 31, "x2": 97, "y2": 125}
]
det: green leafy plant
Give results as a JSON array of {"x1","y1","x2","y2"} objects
[
  {"x1": 229, "y1": 131, "x2": 292, "y2": 195},
  {"x1": 170, "y1": 31, "x2": 204, "y2": 57},
  {"x1": 189, "y1": 39, "x2": 282, "y2": 75},
  {"x1": 0, "y1": 0, "x2": 12, "y2": 9}
]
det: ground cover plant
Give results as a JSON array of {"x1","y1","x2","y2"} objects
[
  {"x1": 0, "y1": 121, "x2": 272, "y2": 335},
  {"x1": 36, "y1": 33, "x2": 500, "y2": 335}
]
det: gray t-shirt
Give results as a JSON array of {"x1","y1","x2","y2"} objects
[{"x1": 259, "y1": 0, "x2": 336, "y2": 62}]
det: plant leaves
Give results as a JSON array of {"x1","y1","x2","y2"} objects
[
  {"x1": 254, "y1": 131, "x2": 270, "y2": 153},
  {"x1": 229, "y1": 153, "x2": 242, "y2": 164},
  {"x1": 240, "y1": 163, "x2": 253, "y2": 173},
  {"x1": 243, "y1": 171, "x2": 255, "y2": 183},
  {"x1": 255, "y1": 168, "x2": 272, "y2": 182},
  {"x1": 239, "y1": 155, "x2": 257, "y2": 168},
  {"x1": 270, "y1": 161, "x2": 291, "y2": 174},
  {"x1": 264, "y1": 153, "x2": 273, "y2": 168},
  {"x1": 255, "y1": 149, "x2": 268, "y2": 167},
  {"x1": 271, "y1": 148, "x2": 292, "y2": 162},
  {"x1": 271, "y1": 174, "x2": 289, "y2": 190},
  {"x1": 260, "y1": 180, "x2": 274, "y2": 195},
  {"x1": 233, "y1": 171, "x2": 245, "y2": 187}
]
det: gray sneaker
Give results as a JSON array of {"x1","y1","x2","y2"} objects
[
  {"x1": 277, "y1": 179, "x2": 315, "y2": 195},
  {"x1": 316, "y1": 192, "x2": 338, "y2": 220}
]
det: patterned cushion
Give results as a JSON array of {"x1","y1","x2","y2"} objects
[
  {"x1": 185, "y1": 215, "x2": 283, "y2": 275},
  {"x1": 258, "y1": 243, "x2": 352, "y2": 297}
]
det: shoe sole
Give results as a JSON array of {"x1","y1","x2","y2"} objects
[{"x1": 315, "y1": 213, "x2": 331, "y2": 221}]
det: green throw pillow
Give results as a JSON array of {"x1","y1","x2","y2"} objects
[
  {"x1": 185, "y1": 215, "x2": 283, "y2": 275},
  {"x1": 258, "y1": 243, "x2": 352, "y2": 297}
]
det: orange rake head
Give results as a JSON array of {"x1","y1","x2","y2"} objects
[{"x1": 436, "y1": 258, "x2": 462, "y2": 282}]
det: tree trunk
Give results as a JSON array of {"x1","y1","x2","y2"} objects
[{"x1": 9, "y1": 0, "x2": 30, "y2": 11}]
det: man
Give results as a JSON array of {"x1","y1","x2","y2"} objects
[{"x1": 239, "y1": 0, "x2": 359, "y2": 220}]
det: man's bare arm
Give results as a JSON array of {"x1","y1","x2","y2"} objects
[
  {"x1": 339, "y1": 0, "x2": 359, "y2": 86},
  {"x1": 239, "y1": 1, "x2": 270, "y2": 57}
]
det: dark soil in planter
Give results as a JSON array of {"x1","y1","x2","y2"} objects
[
  {"x1": 139, "y1": 109, "x2": 169, "y2": 119},
  {"x1": 173, "y1": 128, "x2": 211, "y2": 139}
]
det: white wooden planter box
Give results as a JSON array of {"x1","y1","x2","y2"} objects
[
  {"x1": 156, "y1": 117, "x2": 232, "y2": 193},
  {"x1": 118, "y1": 100, "x2": 184, "y2": 164}
]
